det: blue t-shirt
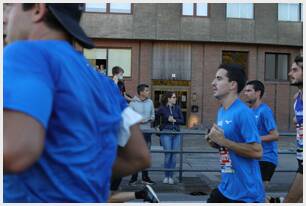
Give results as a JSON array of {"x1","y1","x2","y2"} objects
[
  {"x1": 4, "y1": 40, "x2": 127, "y2": 202},
  {"x1": 216, "y1": 99, "x2": 265, "y2": 203},
  {"x1": 253, "y1": 103, "x2": 278, "y2": 165}
]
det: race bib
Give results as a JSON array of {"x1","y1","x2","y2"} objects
[
  {"x1": 296, "y1": 124, "x2": 303, "y2": 160},
  {"x1": 219, "y1": 147, "x2": 234, "y2": 173}
]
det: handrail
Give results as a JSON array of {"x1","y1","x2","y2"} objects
[{"x1": 141, "y1": 128, "x2": 296, "y2": 183}]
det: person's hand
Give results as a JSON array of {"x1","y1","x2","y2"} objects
[
  {"x1": 208, "y1": 123, "x2": 226, "y2": 147},
  {"x1": 168, "y1": 116, "x2": 176, "y2": 123},
  {"x1": 205, "y1": 133, "x2": 220, "y2": 149}
]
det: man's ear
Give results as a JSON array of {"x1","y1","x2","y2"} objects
[
  {"x1": 230, "y1": 81, "x2": 237, "y2": 92},
  {"x1": 31, "y1": 3, "x2": 47, "y2": 23},
  {"x1": 256, "y1": 90, "x2": 261, "y2": 99}
]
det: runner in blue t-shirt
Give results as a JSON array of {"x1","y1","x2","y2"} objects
[
  {"x1": 244, "y1": 80, "x2": 279, "y2": 192},
  {"x1": 3, "y1": 4, "x2": 150, "y2": 203},
  {"x1": 206, "y1": 64, "x2": 265, "y2": 203}
]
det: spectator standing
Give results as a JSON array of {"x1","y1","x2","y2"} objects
[
  {"x1": 156, "y1": 92, "x2": 184, "y2": 185},
  {"x1": 129, "y1": 84, "x2": 156, "y2": 185}
]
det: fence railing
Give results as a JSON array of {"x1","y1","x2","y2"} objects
[{"x1": 141, "y1": 128, "x2": 296, "y2": 183}]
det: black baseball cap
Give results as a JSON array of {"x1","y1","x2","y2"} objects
[{"x1": 47, "y1": 3, "x2": 94, "y2": 49}]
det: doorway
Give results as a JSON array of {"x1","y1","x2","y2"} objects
[{"x1": 152, "y1": 80, "x2": 190, "y2": 127}]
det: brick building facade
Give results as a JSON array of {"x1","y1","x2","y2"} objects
[{"x1": 80, "y1": 3, "x2": 303, "y2": 132}]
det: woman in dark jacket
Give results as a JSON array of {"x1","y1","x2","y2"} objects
[{"x1": 156, "y1": 92, "x2": 184, "y2": 184}]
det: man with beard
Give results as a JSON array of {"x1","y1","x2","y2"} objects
[
  {"x1": 206, "y1": 64, "x2": 264, "y2": 203},
  {"x1": 244, "y1": 80, "x2": 279, "y2": 194},
  {"x1": 284, "y1": 55, "x2": 303, "y2": 203}
]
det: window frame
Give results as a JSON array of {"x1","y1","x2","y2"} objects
[
  {"x1": 83, "y1": 47, "x2": 133, "y2": 78},
  {"x1": 181, "y1": 3, "x2": 210, "y2": 18},
  {"x1": 85, "y1": 3, "x2": 107, "y2": 13},
  {"x1": 264, "y1": 52, "x2": 290, "y2": 82},
  {"x1": 277, "y1": 3, "x2": 302, "y2": 22},
  {"x1": 226, "y1": 3, "x2": 254, "y2": 20},
  {"x1": 107, "y1": 47, "x2": 132, "y2": 77},
  {"x1": 85, "y1": 3, "x2": 133, "y2": 15},
  {"x1": 221, "y1": 50, "x2": 249, "y2": 76}
]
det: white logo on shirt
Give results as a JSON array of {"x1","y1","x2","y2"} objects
[{"x1": 225, "y1": 120, "x2": 232, "y2": 124}]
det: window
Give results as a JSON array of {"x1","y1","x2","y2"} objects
[
  {"x1": 85, "y1": 3, "x2": 106, "y2": 12},
  {"x1": 153, "y1": 43, "x2": 191, "y2": 80},
  {"x1": 84, "y1": 48, "x2": 132, "y2": 77},
  {"x1": 226, "y1": 3, "x2": 253, "y2": 19},
  {"x1": 110, "y1": 3, "x2": 131, "y2": 13},
  {"x1": 278, "y1": 3, "x2": 302, "y2": 22},
  {"x1": 302, "y1": 4, "x2": 303, "y2": 21},
  {"x1": 182, "y1": 3, "x2": 208, "y2": 16},
  {"x1": 85, "y1": 3, "x2": 132, "y2": 14},
  {"x1": 182, "y1": 3, "x2": 193, "y2": 15},
  {"x1": 222, "y1": 51, "x2": 249, "y2": 74},
  {"x1": 265, "y1": 53, "x2": 289, "y2": 81},
  {"x1": 107, "y1": 49, "x2": 132, "y2": 76}
]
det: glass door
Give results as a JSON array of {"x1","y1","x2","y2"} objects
[{"x1": 152, "y1": 85, "x2": 190, "y2": 127}]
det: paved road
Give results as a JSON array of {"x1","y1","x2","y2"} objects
[{"x1": 118, "y1": 133, "x2": 298, "y2": 202}]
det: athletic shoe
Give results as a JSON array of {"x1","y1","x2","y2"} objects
[
  {"x1": 128, "y1": 179, "x2": 138, "y2": 186},
  {"x1": 168, "y1": 177, "x2": 174, "y2": 184},
  {"x1": 142, "y1": 177, "x2": 156, "y2": 185},
  {"x1": 143, "y1": 185, "x2": 160, "y2": 203},
  {"x1": 163, "y1": 177, "x2": 169, "y2": 184}
]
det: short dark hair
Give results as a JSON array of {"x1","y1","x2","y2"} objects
[
  {"x1": 22, "y1": 4, "x2": 63, "y2": 31},
  {"x1": 218, "y1": 64, "x2": 247, "y2": 94},
  {"x1": 294, "y1": 55, "x2": 303, "y2": 69},
  {"x1": 161, "y1": 91, "x2": 175, "y2": 106},
  {"x1": 112, "y1": 66, "x2": 124, "y2": 76},
  {"x1": 137, "y1": 84, "x2": 149, "y2": 95},
  {"x1": 246, "y1": 80, "x2": 265, "y2": 98}
]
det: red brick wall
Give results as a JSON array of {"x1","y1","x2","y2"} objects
[
  {"x1": 92, "y1": 39, "x2": 301, "y2": 132},
  {"x1": 139, "y1": 41, "x2": 153, "y2": 89},
  {"x1": 190, "y1": 44, "x2": 205, "y2": 127}
]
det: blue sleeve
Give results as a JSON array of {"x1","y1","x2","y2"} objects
[
  {"x1": 263, "y1": 107, "x2": 277, "y2": 132},
  {"x1": 4, "y1": 42, "x2": 54, "y2": 128},
  {"x1": 155, "y1": 106, "x2": 163, "y2": 117},
  {"x1": 175, "y1": 106, "x2": 185, "y2": 124},
  {"x1": 238, "y1": 108, "x2": 261, "y2": 144}
]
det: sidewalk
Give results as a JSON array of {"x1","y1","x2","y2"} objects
[{"x1": 119, "y1": 134, "x2": 297, "y2": 202}]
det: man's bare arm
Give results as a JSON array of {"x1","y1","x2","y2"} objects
[
  {"x1": 4, "y1": 109, "x2": 45, "y2": 173},
  {"x1": 223, "y1": 140, "x2": 262, "y2": 159},
  {"x1": 112, "y1": 124, "x2": 151, "y2": 178},
  {"x1": 209, "y1": 124, "x2": 262, "y2": 159},
  {"x1": 261, "y1": 129, "x2": 279, "y2": 142}
]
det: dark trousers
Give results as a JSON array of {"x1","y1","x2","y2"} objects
[
  {"x1": 131, "y1": 133, "x2": 151, "y2": 180},
  {"x1": 207, "y1": 188, "x2": 245, "y2": 203},
  {"x1": 111, "y1": 177, "x2": 122, "y2": 191}
]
